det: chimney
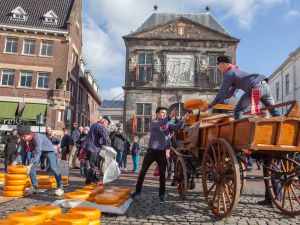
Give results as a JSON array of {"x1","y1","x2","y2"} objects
[
  {"x1": 205, "y1": 6, "x2": 210, "y2": 13},
  {"x1": 154, "y1": 5, "x2": 158, "y2": 12}
]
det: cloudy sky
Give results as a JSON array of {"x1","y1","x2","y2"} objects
[{"x1": 82, "y1": 0, "x2": 300, "y2": 100}]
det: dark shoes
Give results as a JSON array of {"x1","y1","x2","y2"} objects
[
  {"x1": 130, "y1": 191, "x2": 141, "y2": 199},
  {"x1": 257, "y1": 200, "x2": 272, "y2": 205},
  {"x1": 159, "y1": 195, "x2": 165, "y2": 202}
]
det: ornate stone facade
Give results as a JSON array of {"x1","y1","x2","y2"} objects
[{"x1": 123, "y1": 13, "x2": 239, "y2": 146}]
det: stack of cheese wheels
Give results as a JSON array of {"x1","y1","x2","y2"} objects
[
  {"x1": 53, "y1": 213, "x2": 89, "y2": 225},
  {"x1": 50, "y1": 176, "x2": 57, "y2": 188},
  {"x1": 36, "y1": 221, "x2": 72, "y2": 225},
  {"x1": 62, "y1": 176, "x2": 68, "y2": 185},
  {"x1": 75, "y1": 188, "x2": 97, "y2": 203},
  {"x1": 95, "y1": 193, "x2": 120, "y2": 207},
  {"x1": 8, "y1": 211, "x2": 46, "y2": 225},
  {"x1": 110, "y1": 186, "x2": 131, "y2": 199},
  {"x1": 0, "y1": 219, "x2": 24, "y2": 225},
  {"x1": 3, "y1": 165, "x2": 27, "y2": 197},
  {"x1": 37, "y1": 175, "x2": 53, "y2": 189},
  {"x1": 28, "y1": 205, "x2": 62, "y2": 222},
  {"x1": 104, "y1": 189, "x2": 127, "y2": 207},
  {"x1": 64, "y1": 191, "x2": 89, "y2": 201},
  {"x1": 0, "y1": 173, "x2": 5, "y2": 183},
  {"x1": 26, "y1": 177, "x2": 32, "y2": 188},
  {"x1": 69, "y1": 207, "x2": 101, "y2": 225}
]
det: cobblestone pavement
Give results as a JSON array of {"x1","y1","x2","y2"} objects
[{"x1": 0, "y1": 158, "x2": 299, "y2": 225}]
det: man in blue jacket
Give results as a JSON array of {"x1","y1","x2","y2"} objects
[
  {"x1": 199, "y1": 55, "x2": 281, "y2": 119},
  {"x1": 83, "y1": 118, "x2": 111, "y2": 185},
  {"x1": 14, "y1": 125, "x2": 63, "y2": 196},
  {"x1": 131, "y1": 106, "x2": 190, "y2": 202}
]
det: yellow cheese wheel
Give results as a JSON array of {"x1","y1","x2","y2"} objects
[
  {"x1": 88, "y1": 220, "x2": 100, "y2": 225},
  {"x1": 53, "y1": 213, "x2": 89, "y2": 225},
  {"x1": 0, "y1": 219, "x2": 24, "y2": 225},
  {"x1": 5, "y1": 179, "x2": 27, "y2": 186},
  {"x1": 75, "y1": 189, "x2": 97, "y2": 197},
  {"x1": 37, "y1": 175, "x2": 50, "y2": 180},
  {"x1": 0, "y1": 173, "x2": 5, "y2": 178},
  {"x1": 38, "y1": 179, "x2": 52, "y2": 185},
  {"x1": 3, "y1": 191, "x2": 25, "y2": 197},
  {"x1": 99, "y1": 202, "x2": 121, "y2": 207},
  {"x1": 87, "y1": 197, "x2": 95, "y2": 202},
  {"x1": 50, "y1": 177, "x2": 57, "y2": 183},
  {"x1": 8, "y1": 212, "x2": 46, "y2": 224},
  {"x1": 38, "y1": 184, "x2": 53, "y2": 189},
  {"x1": 184, "y1": 99, "x2": 209, "y2": 110},
  {"x1": 52, "y1": 183, "x2": 57, "y2": 188},
  {"x1": 64, "y1": 192, "x2": 89, "y2": 200},
  {"x1": 110, "y1": 186, "x2": 131, "y2": 195},
  {"x1": 26, "y1": 182, "x2": 32, "y2": 188},
  {"x1": 8, "y1": 165, "x2": 28, "y2": 174},
  {"x1": 94, "y1": 186, "x2": 104, "y2": 194},
  {"x1": 104, "y1": 190, "x2": 126, "y2": 199},
  {"x1": 62, "y1": 176, "x2": 68, "y2": 181},
  {"x1": 5, "y1": 174, "x2": 27, "y2": 180},
  {"x1": 38, "y1": 221, "x2": 73, "y2": 225},
  {"x1": 69, "y1": 207, "x2": 101, "y2": 221},
  {"x1": 95, "y1": 193, "x2": 119, "y2": 204},
  {"x1": 0, "y1": 178, "x2": 5, "y2": 182},
  {"x1": 3, "y1": 185, "x2": 25, "y2": 191},
  {"x1": 28, "y1": 205, "x2": 62, "y2": 219},
  {"x1": 83, "y1": 184, "x2": 94, "y2": 189}
]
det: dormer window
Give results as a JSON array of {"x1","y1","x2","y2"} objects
[
  {"x1": 43, "y1": 10, "x2": 58, "y2": 24},
  {"x1": 11, "y1": 6, "x2": 27, "y2": 21}
]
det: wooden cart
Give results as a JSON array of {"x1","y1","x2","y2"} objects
[{"x1": 172, "y1": 100, "x2": 300, "y2": 218}]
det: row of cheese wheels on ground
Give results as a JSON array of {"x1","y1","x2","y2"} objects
[
  {"x1": 0, "y1": 205, "x2": 101, "y2": 225},
  {"x1": 64, "y1": 184, "x2": 131, "y2": 207},
  {"x1": 1, "y1": 166, "x2": 69, "y2": 197}
]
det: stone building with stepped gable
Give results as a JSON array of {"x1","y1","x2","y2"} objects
[{"x1": 123, "y1": 7, "x2": 239, "y2": 145}]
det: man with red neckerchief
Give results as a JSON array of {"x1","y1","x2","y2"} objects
[{"x1": 199, "y1": 55, "x2": 281, "y2": 119}]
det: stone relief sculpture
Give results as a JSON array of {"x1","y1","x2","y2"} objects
[
  {"x1": 128, "y1": 57, "x2": 136, "y2": 71},
  {"x1": 199, "y1": 57, "x2": 209, "y2": 72},
  {"x1": 154, "y1": 57, "x2": 162, "y2": 73},
  {"x1": 166, "y1": 54, "x2": 195, "y2": 87}
]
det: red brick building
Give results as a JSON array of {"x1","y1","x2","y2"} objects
[{"x1": 0, "y1": 0, "x2": 101, "y2": 136}]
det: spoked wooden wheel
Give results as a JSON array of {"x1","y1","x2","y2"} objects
[
  {"x1": 175, "y1": 156, "x2": 188, "y2": 200},
  {"x1": 266, "y1": 154, "x2": 300, "y2": 215},
  {"x1": 239, "y1": 160, "x2": 247, "y2": 196},
  {"x1": 202, "y1": 138, "x2": 241, "y2": 218}
]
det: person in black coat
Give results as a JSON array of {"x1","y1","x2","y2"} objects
[
  {"x1": 60, "y1": 128, "x2": 72, "y2": 160},
  {"x1": 2, "y1": 129, "x2": 18, "y2": 171},
  {"x1": 76, "y1": 126, "x2": 89, "y2": 177}
]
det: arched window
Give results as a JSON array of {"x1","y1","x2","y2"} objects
[{"x1": 55, "y1": 78, "x2": 63, "y2": 90}]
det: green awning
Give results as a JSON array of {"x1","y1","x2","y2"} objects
[
  {"x1": 21, "y1": 103, "x2": 47, "y2": 121},
  {"x1": 0, "y1": 102, "x2": 18, "y2": 119}
]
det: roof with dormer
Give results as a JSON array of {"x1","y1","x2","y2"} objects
[{"x1": 0, "y1": 0, "x2": 74, "y2": 31}]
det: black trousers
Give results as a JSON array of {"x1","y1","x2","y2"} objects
[
  {"x1": 85, "y1": 150, "x2": 99, "y2": 184},
  {"x1": 136, "y1": 149, "x2": 167, "y2": 196},
  {"x1": 4, "y1": 152, "x2": 15, "y2": 172}
]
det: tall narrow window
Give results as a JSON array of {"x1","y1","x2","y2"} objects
[
  {"x1": 20, "y1": 71, "x2": 32, "y2": 87},
  {"x1": 208, "y1": 54, "x2": 223, "y2": 85},
  {"x1": 1, "y1": 69, "x2": 15, "y2": 86},
  {"x1": 72, "y1": 50, "x2": 78, "y2": 66},
  {"x1": 40, "y1": 41, "x2": 53, "y2": 56},
  {"x1": 285, "y1": 74, "x2": 290, "y2": 95},
  {"x1": 136, "y1": 103, "x2": 152, "y2": 133},
  {"x1": 137, "y1": 52, "x2": 153, "y2": 82},
  {"x1": 5, "y1": 38, "x2": 18, "y2": 53},
  {"x1": 37, "y1": 73, "x2": 50, "y2": 89},
  {"x1": 23, "y1": 39, "x2": 35, "y2": 55},
  {"x1": 276, "y1": 82, "x2": 280, "y2": 101}
]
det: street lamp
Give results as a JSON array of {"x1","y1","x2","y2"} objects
[{"x1": 36, "y1": 113, "x2": 45, "y2": 133}]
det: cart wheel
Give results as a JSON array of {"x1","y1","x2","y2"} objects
[
  {"x1": 239, "y1": 160, "x2": 247, "y2": 196},
  {"x1": 266, "y1": 154, "x2": 300, "y2": 215},
  {"x1": 175, "y1": 156, "x2": 188, "y2": 200},
  {"x1": 202, "y1": 138, "x2": 241, "y2": 218}
]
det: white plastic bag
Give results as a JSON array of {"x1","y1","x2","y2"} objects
[
  {"x1": 100, "y1": 146, "x2": 120, "y2": 184},
  {"x1": 58, "y1": 160, "x2": 69, "y2": 177}
]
